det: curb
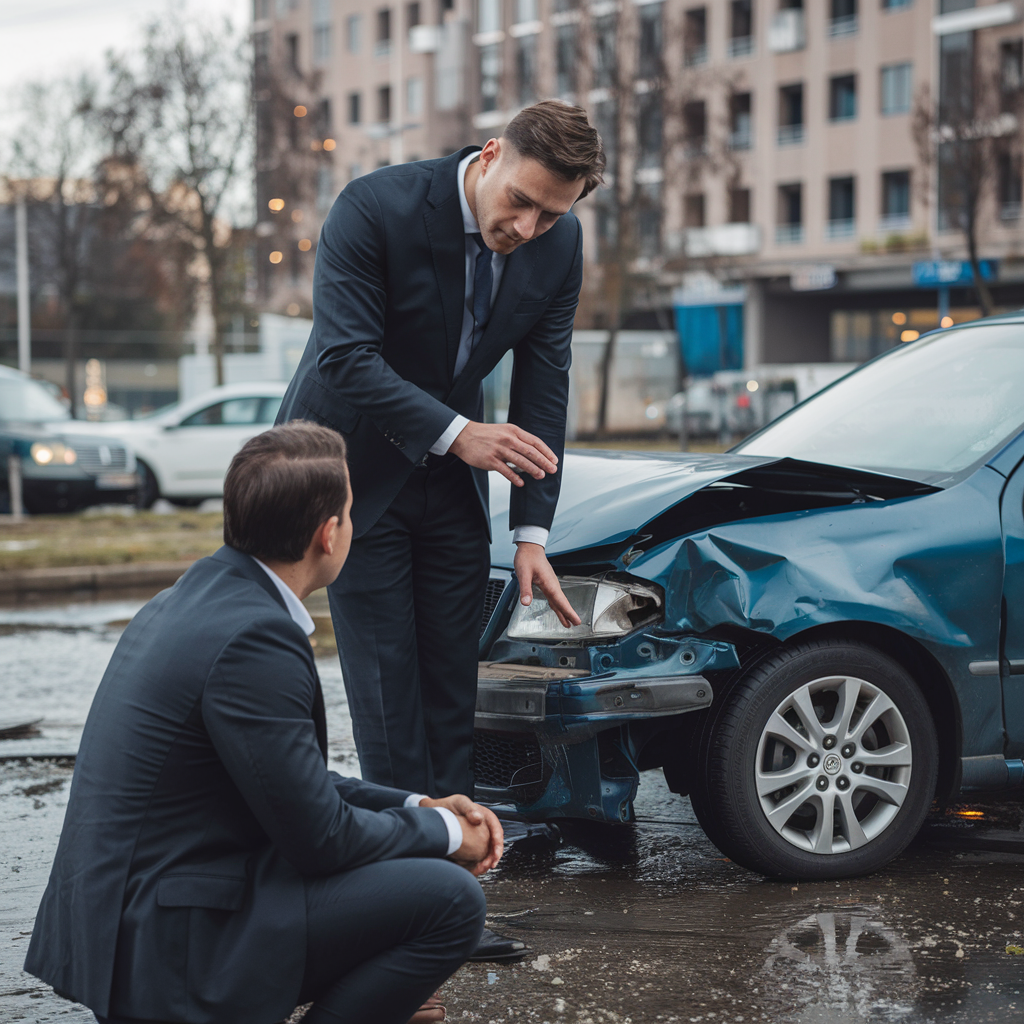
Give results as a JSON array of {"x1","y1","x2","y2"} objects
[{"x1": 0, "y1": 561, "x2": 195, "y2": 598}]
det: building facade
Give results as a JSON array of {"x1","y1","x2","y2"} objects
[{"x1": 254, "y1": 0, "x2": 1024, "y2": 367}]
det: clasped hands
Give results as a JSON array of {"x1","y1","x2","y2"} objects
[{"x1": 419, "y1": 795, "x2": 504, "y2": 876}]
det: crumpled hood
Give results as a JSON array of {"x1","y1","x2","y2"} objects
[{"x1": 489, "y1": 450, "x2": 777, "y2": 566}]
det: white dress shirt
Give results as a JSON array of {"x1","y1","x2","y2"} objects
[
  {"x1": 254, "y1": 558, "x2": 462, "y2": 856},
  {"x1": 428, "y1": 149, "x2": 549, "y2": 549}
]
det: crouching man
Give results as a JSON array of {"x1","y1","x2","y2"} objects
[{"x1": 24, "y1": 422, "x2": 502, "y2": 1024}]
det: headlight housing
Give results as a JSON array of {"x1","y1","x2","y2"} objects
[
  {"x1": 506, "y1": 574, "x2": 664, "y2": 642},
  {"x1": 30, "y1": 442, "x2": 77, "y2": 466}
]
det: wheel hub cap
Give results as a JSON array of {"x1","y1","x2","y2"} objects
[{"x1": 754, "y1": 674, "x2": 913, "y2": 855}]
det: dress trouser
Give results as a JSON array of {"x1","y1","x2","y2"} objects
[
  {"x1": 328, "y1": 454, "x2": 491, "y2": 797},
  {"x1": 95, "y1": 857, "x2": 486, "y2": 1024}
]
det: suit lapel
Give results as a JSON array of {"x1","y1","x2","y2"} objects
[{"x1": 312, "y1": 669, "x2": 329, "y2": 763}]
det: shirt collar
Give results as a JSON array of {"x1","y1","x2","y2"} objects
[
  {"x1": 457, "y1": 150, "x2": 482, "y2": 235},
  {"x1": 254, "y1": 559, "x2": 316, "y2": 636}
]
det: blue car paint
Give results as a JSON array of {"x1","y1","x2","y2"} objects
[{"x1": 482, "y1": 427, "x2": 1024, "y2": 821}]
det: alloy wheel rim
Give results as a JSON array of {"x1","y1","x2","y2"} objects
[{"x1": 754, "y1": 675, "x2": 913, "y2": 855}]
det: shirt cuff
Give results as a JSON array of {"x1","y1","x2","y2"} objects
[
  {"x1": 429, "y1": 414, "x2": 470, "y2": 456},
  {"x1": 513, "y1": 526, "x2": 549, "y2": 548},
  {"x1": 404, "y1": 794, "x2": 463, "y2": 856}
]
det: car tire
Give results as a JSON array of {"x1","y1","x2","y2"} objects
[
  {"x1": 690, "y1": 639, "x2": 938, "y2": 880},
  {"x1": 136, "y1": 460, "x2": 159, "y2": 510}
]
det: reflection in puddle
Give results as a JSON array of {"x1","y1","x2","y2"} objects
[{"x1": 764, "y1": 907, "x2": 916, "y2": 1021}]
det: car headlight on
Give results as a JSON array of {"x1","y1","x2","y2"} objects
[
  {"x1": 30, "y1": 442, "x2": 76, "y2": 466},
  {"x1": 506, "y1": 574, "x2": 664, "y2": 642}
]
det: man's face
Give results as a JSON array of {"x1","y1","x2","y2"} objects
[{"x1": 472, "y1": 139, "x2": 585, "y2": 255}]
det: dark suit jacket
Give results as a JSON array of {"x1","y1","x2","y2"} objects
[
  {"x1": 275, "y1": 146, "x2": 583, "y2": 540},
  {"x1": 24, "y1": 546, "x2": 449, "y2": 1024}
]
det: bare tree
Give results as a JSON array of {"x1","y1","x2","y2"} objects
[
  {"x1": 913, "y1": 41, "x2": 1024, "y2": 316},
  {"x1": 102, "y1": 11, "x2": 254, "y2": 384}
]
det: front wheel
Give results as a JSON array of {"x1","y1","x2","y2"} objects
[
  {"x1": 690, "y1": 639, "x2": 938, "y2": 879},
  {"x1": 136, "y1": 460, "x2": 159, "y2": 509}
]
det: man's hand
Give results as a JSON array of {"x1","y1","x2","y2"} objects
[
  {"x1": 449, "y1": 421, "x2": 557, "y2": 488},
  {"x1": 514, "y1": 542, "x2": 581, "y2": 629},
  {"x1": 420, "y1": 794, "x2": 504, "y2": 876}
]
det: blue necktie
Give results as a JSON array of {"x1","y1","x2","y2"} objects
[{"x1": 471, "y1": 232, "x2": 493, "y2": 336}]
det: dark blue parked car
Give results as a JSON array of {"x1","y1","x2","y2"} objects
[{"x1": 473, "y1": 315, "x2": 1024, "y2": 879}]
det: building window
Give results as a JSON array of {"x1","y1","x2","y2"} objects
[
  {"x1": 407, "y1": 1, "x2": 421, "y2": 28},
  {"x1": 729, "y1": 92, "x2": 752, "y2": 149},
  {"x1": 998, "y1": 150, "x2": 1023, "y2": 220},
  {"x1": 829, "y1": 74, "x2": 857, "y2": 121},
  {"x1": 347, "y1": 14, "x2": 362, "y2": 52},
  {"x1": 377, "y1": 85, "x2": 392, "y2": 122},
  {"x1": 555, "y1": 24, "x2": 577, "y2": 95},
  {"x1": 684, "y1": 7, "x2": 707, "y2": 67},
  {"x1": 1001, "y1": 40, "x2": 1023, "y2": 112},
  {"x1": 255, "y1": 0, "x2": 271, "y2": 19},
  {"x1": 682, "y1": 100, "x2": 706, "y2": 158},
  {"x1": 376, "y1": 8, "x2": 392, "y2": 54},
  {"x1": 312, "y1": 0, "x2": 332, "y2": 67},
  {"x1": 516, "y1": 0, "x2": 537, "y2": 21},
  {"x1": 636, "y1": 183, "x2": 662, "y2": 256},
  {"x1": 880, "y1": 63, "x2": 912, "y2": 115},
  {"x1": 778, "y1": 83, "x2": 804, "y2": 145},
  {"x1": 776, "y1": 182, "x2": 803, "y2": 244},
  {"x1": 480, "y1": 43, "x2": 502, "y2": 111},
  {"x1": 515, "y1": 35, "x2": 538, "y2": 105},
  {"x1": 684, "y1": 193, "x2": 705, "y2": 227},
  {"x1": 406, "y1": 75, "x2": 424, "y2": 116},
  {"x1": 881, "y1": 169, "x2": 911, "y2": 228},
  {"x1": 729, "y1": 187, "x2": 751, "y2": 223},
  {"x1": 829, "y1": 0, "x2": 857, "y2": 37},
  {"x1": 478, "y1": 0, "x2": 502, "y2": 33},
  {"x1": 594, "y1": 14, "x2": 617, "y2": 89},
  {"x1": 939, "y1": 30, "x2": 973, "y2": 122},
  {"x1": 828, "y1": 176, "x2": 856, "y2": 237},
  {"x1": 286, "y1": 32, "x2": 300, "y2": 74},
  {"x1": 881, "y1": 0, "x2": 912, "y2": 9},
  {"x1": 348, "y1": 91, "x2": 361, "y2": 124},
  {"x1": 638, "y1": 2, "x2": 663, "y2": 80},
  {"x1": 637, "y1": 90, "x2": 662, "y2": 168},
  {"x1": 317, "y1": 166, "x2": 335, "y2": 213},
  {"x1": 593, "y1": 98, "x2": 618, "y2": 178},
  {"x1": 316, "y1": 97, "x2": 332, "y2": 132},
  {"x1": 729, "y1": 0, "x2": 753, "y2": 57}
]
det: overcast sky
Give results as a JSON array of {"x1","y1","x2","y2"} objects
[{"x1": 0, "y1": 0, "x2": 250, "y2": 110}]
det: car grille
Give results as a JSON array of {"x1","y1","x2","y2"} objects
[
  {"x1": 66, "y1": 439, "x2": 130, "y2": 475},
  {"x1": 479, "y1": 576, "x2": 508, "y2": 638},
  {"x1": 473, "y1": 731, "x2": 552, "y2": 805}
]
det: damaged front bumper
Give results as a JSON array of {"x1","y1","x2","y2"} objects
[{"x1": 473, "y1": 635, "x2": 737, "y2": 822}]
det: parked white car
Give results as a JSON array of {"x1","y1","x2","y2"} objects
[{"x1": 55, "y1": 383, "x2": 286, "y2": 507}]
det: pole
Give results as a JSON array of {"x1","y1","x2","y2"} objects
[
  {"x1": 16, "y1": 196, "x2": 30, "y2": 374},
  {"x1": 938, "y1": 285, "x2": 950, "y2": 325},
  {"x1": 7, "y1": 455, "x2": 24, "y2": 521}
]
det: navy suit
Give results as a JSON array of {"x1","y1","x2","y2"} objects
[
  {"x1": 276, "y1": 148, "x2": 581, "y2": 796},
  {"x1": 24, "y1": 547, "x2": 485, "y2": 1024}
]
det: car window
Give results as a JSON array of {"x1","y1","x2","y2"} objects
[
  {"x1": 735, "y1": 324, "x2": 1024, "y2": 485},
  {"x1": 0, "y1": 377, "x2": 70, "y2": 423},
  {"x1": 179, "y1": 398, "x2": 262, "y2": 427},
  {"x1": 257, "y1": 396, "x2": 283, "y2": 424}
]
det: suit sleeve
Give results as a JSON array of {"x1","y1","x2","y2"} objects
[
  {"x1": 311, "y1": 179, "x2": 455, "y2": 464},
  {"x1": 202, "y1": 618, "x2": 450, "y2": 876},
  {"x1": 506, "y1": 216, "x2": 582, "y2": 532}
]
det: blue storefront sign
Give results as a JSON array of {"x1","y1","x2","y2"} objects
[
  {"x1": 912, "y1": 260, "x2": 998, "y2": 287},
  {"x1": 673, "y1": 283, "x2": 745, "y2": 377}
]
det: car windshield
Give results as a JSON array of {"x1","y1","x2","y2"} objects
[
  {"x1": 735, "y1": 323, "x2": 1024, "y2": 484},
  {"x1": 0, "y1": 376, "x2": 70, "y2": 423}
]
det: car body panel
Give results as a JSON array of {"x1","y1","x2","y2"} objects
[{"x1": 999, "y1": 452, "x2": 1024, "y2": 757}]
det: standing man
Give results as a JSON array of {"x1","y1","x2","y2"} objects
[{"x1": 277, "y1": 102, "x2": 603, "y2": 955}]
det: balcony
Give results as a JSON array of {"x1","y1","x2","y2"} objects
[
  {"x1": 777, "y1": 123, "x2": 805, "y2": 146},
  {"x1": 878, "y1": 213, "x2": 912, "y2": 233},
  {"x1": 826, "y1": 218, "x2": 856, "y2": 239},
  {"x1": 1001, "y1": 201, "x2": 1022, "y2": 221},
  {"x1": 932, "y1": 1, "x2": 1021, "y2": 36},
  {"x1": 684, "y1": 44, "x2": 708, "y2": 67},
  {"x1": 683, "y1": 137, "x2": 708, "y2": 159},
  {"x1": 727, "y1": 35, "x2": 754, "y2": 59},
  {"x1": 768, "y1": 9, "x2": 805, "y2": 53},
  {"x1": 776, "y1": 223, "x2": 804, "y2": 245},
  {"x1": 829, "y1": 14, "x2": 858, "y2": 37},
  {"x1": 409, "y1": 24, "x2": 439, "y2": 51},
  {"x1": 374, "y1": 40, "x2": 392, "y2": 57},
  {"x1": 685, "y1": 223, "x2": 761, "y2": 257},
  {"x1": 729, "y1": 127, "x2": 752, "y2": 150}
]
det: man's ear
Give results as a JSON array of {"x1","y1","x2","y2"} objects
[
  {"x1": 319, "y1": 516, "x2": 340, "y2": 555},
  {"x1": 479, "y1": 137, "x2": 500, "y2": 172}
]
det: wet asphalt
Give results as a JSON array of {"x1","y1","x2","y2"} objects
[{"x1": 1, "y1": 597, "x2": 1023, "y2": 1024}]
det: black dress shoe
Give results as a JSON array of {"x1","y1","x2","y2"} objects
[{"x1": 468, "y1": 926, "x2": 530, "y2": 963}]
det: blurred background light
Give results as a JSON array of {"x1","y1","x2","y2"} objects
[
  {"x1": 268, "y1": 198, "x2": 285, "y2": 212},
  {"x1": 286, "y1": 302, "x2": 301, "y2": 316},
  {"x1": 892, "y1": 312, "x2": 907, "y2": 325},
  {"x1": 269, "y1": 251, "x2": 283, "y2": 264},
  {"x1": 298, "y1": 239, "x2": 312, "y2": 251},
  {"x1": 323, "y1": 139, "x2": 336, "y2": 151},
  {"x1": 901, "y1": 330, "x2": 919, "y2": 342},
  {"x1": 941, "y1": 316, "x2": 954, "y2": 328},
  {"x1": 293, "y1": 105, "x2": 307, "y2": 117}
]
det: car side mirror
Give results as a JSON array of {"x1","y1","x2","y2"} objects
[{"x1": 162, "y1": 422, "x2": 179, "y2": 432}]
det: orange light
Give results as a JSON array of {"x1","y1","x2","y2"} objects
[
  {"x1": 891, "y1": 312, "x2": 907, "y2": 325},
  {"x1": 294, "y1": 105, "x2": 307, "y2": 117},
  {"x1": 323, "y1": 138, "x2": 336, "y2": 151},
  {"x1": 901, "y1": 329, "x2": 919, "y2": 342},
  {"x1": 310, "y1": 139, "x2": 322, "y2": 151},
  {"x1": 269, "y1": 251, "x2": 283, "y2": 264},
  {"x1": 298, "y1": 238, "x2": 312, "y2": 251},
  {"x1": 268, "y1": 198, "x2": 285, "y2": 212},
  {"x1": 291, "y1": 209, "x2": 304, "y2": 223},
  {"x1": 941, "y1": 315, "x2": 954, "y2": 328},
  {"x1": 956, "y1": 809, "x2": 985, "y2": 818},
  {"x1": 286, "y1": 302, "x2": 301, "y2": 316}
]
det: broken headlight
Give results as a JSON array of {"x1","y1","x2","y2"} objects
[{"x1": 506, "y1": 574, "x2": 664, "y2": 642}]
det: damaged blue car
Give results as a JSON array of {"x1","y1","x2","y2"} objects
[{"x1": 473, "y1": 315, "x2": 1024, "y2": 879}]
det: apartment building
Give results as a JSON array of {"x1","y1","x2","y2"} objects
[{"x1": 254, "y1": 0, "x2": 1024, "y2": 365}]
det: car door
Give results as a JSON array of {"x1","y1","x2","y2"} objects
[
  {"x1": 999, "y1": 444, "x2": 1024, "y2": 758},
  {"x1": 158, "y1": 397, "x2": 268, "y2": 498}
]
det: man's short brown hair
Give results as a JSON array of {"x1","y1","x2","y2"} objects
[
  {"x1": 502, "y1": 100, "x2": 605, "y2": 200},
  {"x1": 223, "y1": 421, "x2": 349, "y2": 563}
]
